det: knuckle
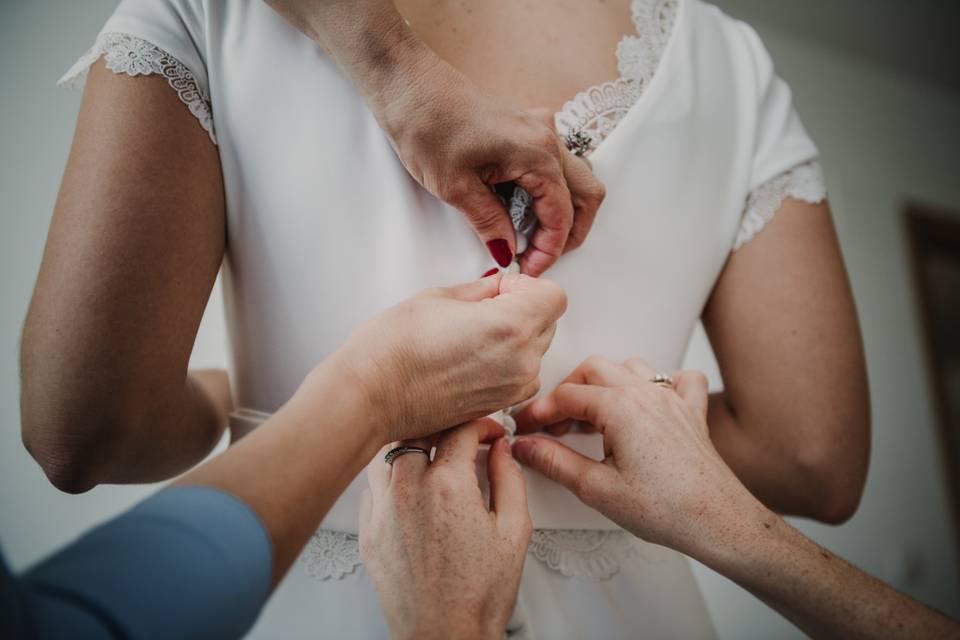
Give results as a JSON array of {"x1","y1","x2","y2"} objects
[
  {"x1": 589, "y1": 180, "x2": 606, "y2": 205},
  {"x1": 535, "y1": 127, "x2": 559, "y2": 152},
  {"x1": 420, "y1": 286, "x2": 445, "y2": 299},
  {"x1": 573, "y1": 467, "x2": 606, "y2": 504},
  {"x1": 472, "y1": 209, "x2": 507, "y2": 233},
  {"x1": 516, "y1": 376, "x2": 541, "y2": 402},
  {"x1": 515, "y1": 514, "x2": 534, "y2": 542},
  {"x1": 540, "y1": 448, "x2": 563, "y2": 481},
  {"x1": 565, "y1": 231, "x2": 585, "y2": 251},
  {"x1": 492, "y1": 318, "x2": 523, "y2": 342},
  {"x1": 429, "y1": 468, "x2": 460, "y2": 496},
  {"x1": 539, "y1": 278, "x2": 567, "y2": 307},
  {"x1": 520, "y1": 355, "x2": 541, "y2": 382},
  {"x1": 584, "y1": 355, "x2": 608, "y2": 373},
  {"x1": 437, "y1": 175, "x2": 469, "y2": 205}
]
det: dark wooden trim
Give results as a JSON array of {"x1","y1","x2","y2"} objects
[{"x1": 904, "y1": 201, "x2": 960, "y2": 575}]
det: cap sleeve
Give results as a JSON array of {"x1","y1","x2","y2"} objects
[
  {"x1": 59, "y1": 0, "x2": 215, "y2": 143},
  {"x1": 730, "y1": 21, "x2": 827, "y2": 249},
  {"x1": 738, "y1": 21, "x2": 819, "y2": 190}
]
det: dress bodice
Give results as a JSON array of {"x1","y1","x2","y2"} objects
[{"x1": 62, "y1": 0, "x2": 825, "y2": 600}]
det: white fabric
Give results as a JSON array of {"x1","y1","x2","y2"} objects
[
  {"x1": 62, "y1": 0, "x2": 826, "y2": 636},
  {"x1": 735, "y1": 160, "x2": 827, "y2": 249},
  {"x1": 60, "y1": 33, "x2": 216, "y2": 143}
]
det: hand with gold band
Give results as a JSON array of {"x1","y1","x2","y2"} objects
[{"x1": 512, "y1": 356, "x2": 960, "y2": 640}]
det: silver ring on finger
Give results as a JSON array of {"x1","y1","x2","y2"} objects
[
  {"x1": 384, "y1": 446, "x2": 431, "y2": 465},
  {"x1": 650, "y1": 373, "x2": 675, "y2": 388}
]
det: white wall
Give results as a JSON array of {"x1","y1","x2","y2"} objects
[{"x1": 1, "y1": 2, "x2": 958, "y2": 639}]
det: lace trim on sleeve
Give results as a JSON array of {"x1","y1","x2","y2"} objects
[
  {"x1": 58, "y1": 33, "x2": 216, "y2": 145},
  {"x1": 733, "y1": 160, "x2": 826, "y2": 250}
]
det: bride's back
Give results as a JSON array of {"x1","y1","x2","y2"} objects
[
  {"x1": 47, "y1": 0, "x2": 826, "y2": 636},
  {"x1": 393, "y1": 0, "x2": 635, "y2": 112}
]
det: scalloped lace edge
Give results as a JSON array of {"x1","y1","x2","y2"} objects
[
  {"x1": 554, "y1": 0, "x2": 678, "y2": 152},
  {"x1": 58, "y1": 33, "x2": 217, "y2": 145},
  {"x1": 733, "y1": 160, "x2": 827, "y2": 250},
  {"x1": 302, "y1": 529, "x2": 640, "y2": 582}
]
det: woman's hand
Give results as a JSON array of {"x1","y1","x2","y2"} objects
[
  {"x1": 325, "y1": 273, "x2": 566, "y2": 445},
  {"x1": 512, "y1": 356, "x2": 761, "y2": 555},
  {"x1": 360, "y1": 419, "x2": 531, "y2": 640},
  {"x1": 377, "y1": 62, "x2": 605, "y2": 276},
  {"x1": 264, "y1": 0, "x2": 605, "y2": 276}
]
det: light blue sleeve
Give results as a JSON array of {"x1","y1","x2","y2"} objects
[{"x1": 20, "y1": 486, "x2": 272, "y2": 639}]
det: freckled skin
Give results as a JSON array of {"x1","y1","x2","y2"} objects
[
  {"x1": 360, "y1": 421, "x2": 532, "y2": 640},
  {"x1": 512, "y1": 356, "x2": 958, "y2": 640}
]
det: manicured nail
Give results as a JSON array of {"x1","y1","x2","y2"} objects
[
  {"x1": 486, "y1": 239, "x2": 513, "y2": 268},
  {"x1": 482, "y1": 267, "x2": 499, "y2": 278}
]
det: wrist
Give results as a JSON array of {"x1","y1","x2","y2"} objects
[
  {"x1": 684, "y1": 483, "x2": 783, "y2": 571},
  {"x1": 314, "y1": 343, "x2": 400, "y2": 447},
  {"x1": 674, "y1": 472, "x2": 775, "y2": 562},
  {"x1": 296, "y1": 356, "x2": 386, "y2": 459},
  {"x1": 311, "y1": 1, "x2": 436, "y2": 116}
]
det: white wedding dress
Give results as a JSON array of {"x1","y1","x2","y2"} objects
[{"x1": 63, "y1": 0, "x2": 826, "y2": 637}]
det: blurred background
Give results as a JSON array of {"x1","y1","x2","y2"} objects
[{"x1": 1, "y1": 1, "x2": 959, "y2": 637}]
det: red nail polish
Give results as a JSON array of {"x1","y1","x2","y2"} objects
[
  {"x1": 481, "y1": 267, "x2": 499, "y2": 278},
  {"x1": 486, "y1": 239, "x2": 513, "y2": 268}
]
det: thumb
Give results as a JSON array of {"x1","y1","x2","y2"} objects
[
  {"x1": 450, "y1": 176, "x2": 517, "y2": 267},
  {"x1": 495, "y1": 274, "x2": 568, "y2": 328},
  {"x1": 358, "y1": 488, "x2": 373, "y2": 541},
  {"x1": 673, "y1": 370, "x2": 709, "y2": 422},
  {"x1": 512, "y1": 437, "x2": 613, "y2": 508},
  {"x1": 488, "y1": 437, "x2": 530, "y2": 538},
  {"x1": 441, "y1": 271, "x2": 503, "y2": 302}
]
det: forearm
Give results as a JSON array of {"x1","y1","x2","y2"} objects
[
  {"x1": 264, "y1": 0, "x2": 435, "y2": 113},
  {"x1": 693, "y1": 500, "x2": 959, "y2": 640},
  {"x1": 177, "y1": 356, "x2": 381, "y2": 584},
  {"x1": 707, "y1": 393, "x2": 822, "y2": 518}
]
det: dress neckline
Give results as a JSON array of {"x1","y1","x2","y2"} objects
[{"x1": 554, "y1": 0, "x2": 685, "y2": 160}]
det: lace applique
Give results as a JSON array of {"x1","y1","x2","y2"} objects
[
  {"x1": 734, "y1": 160, "x2": 827, "y2": 250},
  {"x1": 59, "y1": 33, "x2": 217, "y2": 144},
  {"x1": 303, "y1": 530, "x2": 362, "y2": 581},
  {"x1": 527, "y1": 530, "x2": 638, "y2": 581},
  {"x1": 554, "y1": 0, "x2": 679, "y2": 152},
  {"x1": 302, "y1": 529, "x2": 639, "y2": 582}
]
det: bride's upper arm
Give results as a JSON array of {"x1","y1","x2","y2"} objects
[
  {"x1": 20, "y1": 58, "x2": 225, "y2": 489},
  {"x1": 702, "y1": 195, "x2": 870, "y2": 513}
]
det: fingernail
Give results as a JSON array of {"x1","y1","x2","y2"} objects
[
  {"x1": 481, "y1": 267, "x2": 499, "y2": 278},
  {"x1": 512, "y1": 438, "x2": 534, "y2": 463},
  {"x1": 486, "y1": 239, "x2": 513, "y2": 268}
]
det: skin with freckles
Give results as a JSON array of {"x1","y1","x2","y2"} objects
[
  {"x1": 512, "y1": 356, "x2": 957, "y2": 640},
  {"x1": 337, "y1": 272, "x2": 567, "y2": 442},
  {"x1": 360, "y1": 419, "x2": 531, "y2": 640},
  {"x1": 265, "y1": 0, "x2": 607, "y2": 276},
  {"x1": 181, "y1": 274, "x2": 566, "y2": 585},
  {"x1": 265, "y1": 0, "x2": 870, "y2": 524},
  {"x1": 23, "y1": 1, "x2": 868, "y2": 536}
]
